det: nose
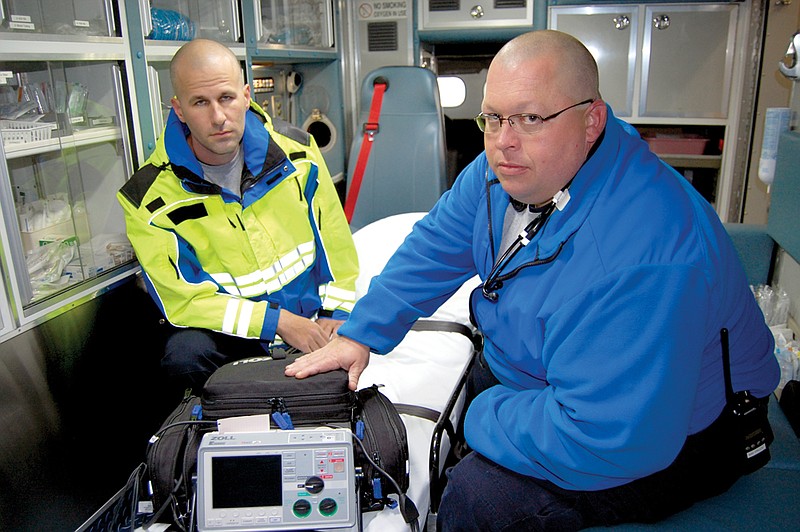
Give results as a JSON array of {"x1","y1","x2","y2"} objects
[
  {"x1": 210, "y1": 102, "x2": 227, "y2": 126},
  {"x1": 493, "y1": 119, "x2": 519, "y2": 149}
]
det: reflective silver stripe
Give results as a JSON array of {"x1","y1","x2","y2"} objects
[
  {"x1": 210, "y1": 240, "x2": 317, "y2": 297},
  {"x1": 236, "y1": 300, "x2": 255, "y2": 337},
  {"x1": 223, "y1": 298, "x2": 239, "y2": 334},
  {"x1": 319, "y1": 284, "x2": 356, "y2": 312},
  {"x1": 238, "y1": 280, "x2": 268, "y2": 298},
  {"x1": 236, "y1": 269, "x2": 265, "y2": 286},
  {"x1": 211, "y1": 273, "x2": 241, "y2": 296},
  {"x1": 211, "y1": 272, "x2": 235, "y2": 285}
]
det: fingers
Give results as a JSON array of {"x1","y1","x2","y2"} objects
[
  {"x1": 285, "y1": 337, "x2": 371, "y2": 390},
  {"x1": 285, "y1": 349, "x2": 340, "y2": 378}
]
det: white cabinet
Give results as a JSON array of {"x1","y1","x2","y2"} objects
[
  {"x1": 419, "y1": 0, "x2": 533, "y2": 31},
  {"x1": 549, "y1": 3, "x2": 737, "y2": 121},
  {"x1": 0, "y1": 1, "x2": 138, "y2": 333},
  {"x1": 549, "y1": 2, "x2": 745, "y2": 221}
]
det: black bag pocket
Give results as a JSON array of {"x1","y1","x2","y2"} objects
[
  {"x1": 355, "y1": 384, "x2": 410, "y2": 512},
  {"x1": 145, "y1": 395, "x2": 209, "y2": 526}
]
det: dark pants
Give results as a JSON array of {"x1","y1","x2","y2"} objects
[
  {"x1": 162, "y1": 327, "x2": 269, "y2": 391},
  {"x1": 438, "y1": 354, "x2": 745, "y2": 531}
]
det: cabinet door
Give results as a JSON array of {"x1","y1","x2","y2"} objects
[
  {"x1": 1, "y1": 0, "x2": 116, "y2": 36},
  {"x1": 0, "y1": 60, "x2": 135, "y2": 318},
  {"x1": 549, "y1": 6, "x2": 638, "y2": 118},
  {"x1": 146, "y1": 0, "x2": 241, "y2": 42},
  {"x1": 641, "y1": 4, "x2": 737, "y2": 119},
  {"x1": 255, "y1": 0, "x2": 333, "y2": 48}
]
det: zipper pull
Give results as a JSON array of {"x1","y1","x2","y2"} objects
[{"x1": 270, "y1": 398, "x2": 294, "y2": 430}]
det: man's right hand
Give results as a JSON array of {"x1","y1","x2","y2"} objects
[
  {"x1": 285, "y1": 336, "x2": 370, "y2": 391},
  {"x1": 276, "y1": 310, "x2": 330, "y2": 353}
]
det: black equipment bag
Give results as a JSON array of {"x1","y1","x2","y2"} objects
[
  {"x1": 144, "y1": 355, "x2": 415, "y2": 525},
  {"x1": 201, "y1": 354, "x2": 356, "y2": 426},
  {"x1": 356, "y1": 384, "x2": 411, "y2": 513},
  {"x1": 144, "y1": 394, "x2": 212, "y2": 527}
]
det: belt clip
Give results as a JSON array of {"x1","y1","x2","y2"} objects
[{"x1": 363, "y1": 122, "x2": 379, "y2": 141}]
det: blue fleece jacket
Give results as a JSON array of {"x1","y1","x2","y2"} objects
[{"x1": 339, "y1": 107, "x2": 779, "y2": 490}]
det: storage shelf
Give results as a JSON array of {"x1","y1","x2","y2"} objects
[
  {"x1": 658, "y1": 154, "x2": 722, "y2": 169},
  {"x1": 3, "y1": 126, "x2": 122, "y2": 159}
]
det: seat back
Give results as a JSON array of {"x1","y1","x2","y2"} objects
[{"x1": 345, "y1": 66, "x2": 447, "y2": 230}]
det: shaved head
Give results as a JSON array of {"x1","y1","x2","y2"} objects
[
  {"x1": 493, "y1": 30, "x2": 601, "y2": 103},
  {"x1": 170, "y1": 39, "x2": 244, "y2": 101}
]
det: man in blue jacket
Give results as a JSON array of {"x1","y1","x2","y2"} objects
[{"x1": 287, "y1": 30, "x2": 779, "y2": 530}]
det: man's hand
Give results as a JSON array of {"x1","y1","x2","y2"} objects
[
  {"x1": 316, "y1": 318, "x2": 344, "y2": 340},
  {"x1": 285, "y1": 336, "x2": 370, "y2": 391},
  {"x1": 276, "y1": 310, "x2": 330, "y2": 353}
]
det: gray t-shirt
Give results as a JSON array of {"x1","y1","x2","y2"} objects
[{"x1": 200, "y1": 145, "x2": 244, "y2": 197}]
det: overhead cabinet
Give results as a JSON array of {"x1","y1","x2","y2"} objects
[
  {"x1": 549, "y1": 2, "x2": 745, "y2": 221},
  {"x1": 549, "y1": 3, "x2": 738, "y2": 121},
  {"x1": 420, "y1": 0, "x2": 533, "y2": 31}
]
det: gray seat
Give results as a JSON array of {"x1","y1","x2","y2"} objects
[{"x1": 345, "y1": 66, "x2": 447, "y2": 230}]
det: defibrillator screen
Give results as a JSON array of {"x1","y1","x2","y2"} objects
[{"x1": 211, "y1": 454, "x2": 282, "y2": 508}]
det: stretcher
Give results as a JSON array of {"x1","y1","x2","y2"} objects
[{"x1": 350, "y1": 212, "x2": 480, "y2": 531}]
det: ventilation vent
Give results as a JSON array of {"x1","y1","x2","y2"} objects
[
  {"x1": 367, "y1": 21, "x2": 398, "y2": 52},
  {"x1": 495, "y1": 0, "x2": 526, "y2": 7},
  {"x1": 429, "y1": 0, "x2": 460, "y2": 11}
]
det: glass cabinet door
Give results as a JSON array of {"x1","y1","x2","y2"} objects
[
  {"x1": 145, "y1": 0, "x2": 241, "y2": 42},
  {"x1": 549, "y1": 6, "x2": 638, "y2": 119},
  {"x1": 0, "y1": 59, "x2": 134, "y2": 317},
  {"x1": 641, "y1": 4, "x2": 737, "y2": 119},
  {"x1": 256, "y1": 0, "x2": 333, "y2": 48},
  {"x1": 1, "y1": 0, "x2": 116, "y2": 36}
]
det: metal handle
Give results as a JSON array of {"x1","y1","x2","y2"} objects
[
  {"x1": 147, "y1": 66, "x2": 164, "y2": 140},
  {"x1": 613, "y1": 15, "x2": 630, "y2": 31},
  {"x1": 103, "y1": 0, "x2": 115, "y2": 36},
  {"x1": 652, "y1": 14, "x2": 670, "y2": 30},
  {"x1": 112, "y1": 64, "x2": 135, "y2": 179},
  {"x1": 470, "y1": 5, "x2": 484, "y2": 19},
  {"x1": 138, "y1": 0, "x2": 152, "y2": 38},
  {"x1": 778, "y1": 31, "x2": 800, "y2": 79},
  {"x1": 231, "y1": 0, "x2": 241, "y2": 42},
  {"x1": 253, "y1": 0, "x2": 263, "y2": 43}
]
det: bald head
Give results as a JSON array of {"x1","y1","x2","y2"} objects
[
  {"x1": 492, "y1": 30, "x2": 600, "y2": 103},
  {"x1": 170, "y1": 39, "x2": 244, "y2": 100}
]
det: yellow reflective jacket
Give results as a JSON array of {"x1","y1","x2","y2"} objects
[{"x1": 117, "y1": 102, "x2": 358, "y2": 342}]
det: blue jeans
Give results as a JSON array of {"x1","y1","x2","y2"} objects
[{"x1": 437, "y1": 356, "x2": 744, "y2": 531}]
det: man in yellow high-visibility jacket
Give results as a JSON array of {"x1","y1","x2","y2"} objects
[{"x1": 118, "y1": 39, "x2": 358, "y2": 390}]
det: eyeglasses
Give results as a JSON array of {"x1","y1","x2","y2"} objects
[{"x1": 474, "y1": 99, "x2": 595, "y2": 135}]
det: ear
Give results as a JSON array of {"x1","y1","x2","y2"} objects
[
  {"x1": 585, "y1": 100, "x2": 607, "y2": 144},
  {"x1": 171, "y1": 96, "x2": 185, "y2": 123},
  {"x1": 243, "y1": 83, "x2": 251, "y2": 105}
]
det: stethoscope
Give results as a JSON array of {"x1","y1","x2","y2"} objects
[{"x1": 480, "y1": 181, "x2": 572, "y2": 302}]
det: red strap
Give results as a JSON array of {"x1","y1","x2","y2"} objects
[{"x1": 344, "y1": 82, "x2": 388, "y2": 223}]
